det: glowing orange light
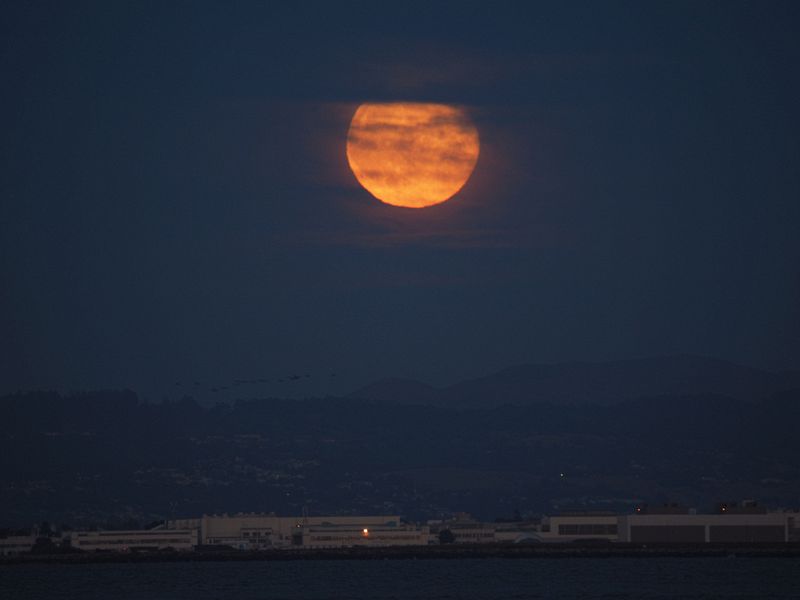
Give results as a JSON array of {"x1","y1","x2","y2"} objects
[
  {"x1": 362, "y1": 528, "x2": 369, "y2": 536},
  {"x1": 346, "y1": 103, "x2": 480, "y2": 208}
]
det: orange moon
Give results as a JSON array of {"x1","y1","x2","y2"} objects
[{"x1": 346, "y1": 102, "x2": 480, "y2": 208}]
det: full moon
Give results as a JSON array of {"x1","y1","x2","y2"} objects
[{"x1": 346, "y1": 102, "x2": 480, "y2": 208}]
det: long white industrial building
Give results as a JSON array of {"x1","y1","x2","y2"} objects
[{"x1": 182, "y1": 513, "x2": 428, "y2": 549}]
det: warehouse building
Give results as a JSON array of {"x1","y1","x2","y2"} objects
[
  {"x1": 618, "y1": 504, "x2": 789, "y2": 543},
  {"x1": 198, "y1": 513, "x2": 409, "y2": 549},
  {"x1": 0, "y1": 535, "x2": 36, "y2": 555},
  {"x1": 539, "y1": 512, "x2": 619, "y2": 543},
  {"x1": 70, "y1": 529, "x2": 196, "y2": 552},
  {"x1": 295, "y1": 523, "x2": 429, "y2": 548}
]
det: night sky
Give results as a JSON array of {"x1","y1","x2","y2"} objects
[{"x1": 2, "y1": 1, "x2": 799, "y2": 401}]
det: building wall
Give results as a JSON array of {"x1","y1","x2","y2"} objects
[
  {"x1": 788, "y1": 514, "x2": 800, "y2": 542},
  {"x1": 165, "y1": 519, "x2": 202, "y2": 546},
  {"x1": 630, "y1": 525, "x2": 705, "y2": 543},
  {"x1": 708, "y1": 525, "x2": 786, "y2": 543},
  {"x1": 0, "y1": 535, "x2": 35, "y2": 555},
  {"x1": 446, "y1": 523, "x2": 496, "y2": 544},
  {"x1": 298, "y1": 524, "x2": 430, "y2": 548},
  {"x1": 71, "y1": 529, "x2": 196, "y2": 552},
  {"x1": 618, "y1": 514, "x2": 789, "y2": 543},
  {"x1": 540, "y1": 515, "x2": 618, "y2": 542},
  {"x1": 200, "y1": 514, "x2": 403, "y2": 548}
]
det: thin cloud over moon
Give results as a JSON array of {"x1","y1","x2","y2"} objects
[{"x1": 346, "y1": 103, "x2": 479, "y2": 208}]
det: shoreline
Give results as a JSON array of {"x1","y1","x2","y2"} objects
[{"x1": 3, "y1": 543, "x2": 800, "y2": 565}]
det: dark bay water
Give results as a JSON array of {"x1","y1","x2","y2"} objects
[{"x1": 2, "y1": 557, "x2": 799, "y2": 599}]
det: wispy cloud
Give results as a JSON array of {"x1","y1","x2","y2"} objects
[{"x1": 274, "y1": 218, "x2": 568, "y2": 251}]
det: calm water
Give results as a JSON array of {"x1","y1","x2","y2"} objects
[{"x1": 1, "y1": 557, "x2": 799, "y2": 599}]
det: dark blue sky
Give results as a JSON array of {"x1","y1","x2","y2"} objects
[{"x1": 2, "y1": 1, "x2": 799, "y2": 400}]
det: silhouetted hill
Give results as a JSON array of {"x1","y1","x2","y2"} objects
[
  {"x1": 350, "y1": 378, "x2": 440, "y2": 406},
  {"x1": 350, "y1": 355, "x2": 800, "y2": 407},
  {"x1": 1, "y1": 385, "x2": 798, "y2": 527}
]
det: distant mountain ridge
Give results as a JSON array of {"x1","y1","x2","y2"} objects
[
  {"x1": 349, "y1": 355, "x2": 800, "y2": 407},
  {"x1": 2, "y1": 386, "x2": 798, "y2": 526}
]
